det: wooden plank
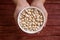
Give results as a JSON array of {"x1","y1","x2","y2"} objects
[
  {"x1": 0, "y1": 5, "x2": 15, "y2": 10},
  {"x1": 0, "y1": 26, "x2": 60, "y2": 36},
  {"x1": 0, "y1": 26, "x2": 60, "y2": 40},
  {"x1": 0, "y1": 4, "x2": 60, "y2": 14},
  {"x1": 0, "y1": 0, "x2": 60, "y2": 4},
  {"x1": 0, "y1": 10, "x2": 14, "y2": 16},
  {"x1": 0, "y1": 0, "x2": 13, "y2": 4},
  {"x1": 45, "y1": 3, "x2": 60, "y2": 10},
  {"x1": 0, "y1": 35, "x2": 60, "y2": 40},
  {"x1": 0, "y1": 3, "x2": 60, "y2": 12},
  {"x1": 46, "y1": 0, "x2": 60, "y2": 3}
]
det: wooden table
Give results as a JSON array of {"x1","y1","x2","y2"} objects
[{"x1": 0, "y1": 0, "x2": 60, "y2": 40}]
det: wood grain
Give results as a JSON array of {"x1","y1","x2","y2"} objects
[{"x1": 0, "y1": 0, "x2": 60, "y2": 40}]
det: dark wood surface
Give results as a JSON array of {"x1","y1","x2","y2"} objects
[{"x1": 0, "y1": 0, "x2": 60, "y2": 40}]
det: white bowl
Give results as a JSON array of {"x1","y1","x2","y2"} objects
[{"x1": 17, "y1": 6, "x2": 47, "y2": 34}]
